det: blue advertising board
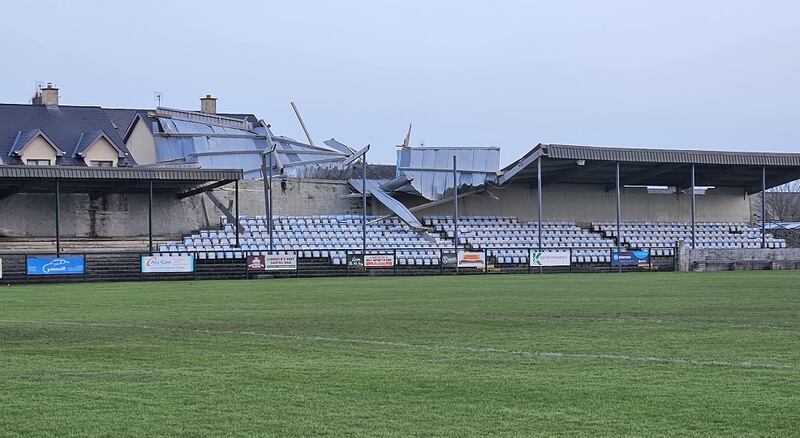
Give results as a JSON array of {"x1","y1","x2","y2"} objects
[
  {"x1": 27, "y1": 256, "x2": 85, "y2": 275},
  {"x1": 611, "y1": 249, "x2": 650, "y2": 267}
]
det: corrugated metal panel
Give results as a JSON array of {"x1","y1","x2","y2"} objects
[
  {"x1": 546, "y1": 144, "x2": 800, "y2": 166},
  {"x1": 151, "y1": 117, "x2": 355, "y2": 180},
  {"x1": 396, "y1": 147, "x2": 500, "y2": 200},
  {"x1": 348, "y1": 179, "x2": 424, "y2": 229},
  {"x1": 156, "y1": 108, "x2": 253, "y2": 130},
  {"x1": 0, "y1": 165, "x2": 241, "y2": 181},
  {"x1": 271, "y1": 136, "x2": 353, "y2": 179}
]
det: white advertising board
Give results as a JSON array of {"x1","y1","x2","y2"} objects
[
  {"x1": 141, "y1": 256, "x2": 195, "y2": 273},
  {"x1": 364, "y1": 254, "x2": 394, "y2": 268},
  {"x1": 457, "y1": 251, "x2": 485, "y2": 268},
  {"x1": 263, "y1": 254, "x2": 298, "y2": 271},
  {"x1": 529, "y1": 250, "x2": 571, "y2": 267}
]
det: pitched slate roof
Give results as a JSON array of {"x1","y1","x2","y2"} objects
[
  {"x1": 0, "y1": 104, "x2": 135, "y2": 166},
  {"x1": 71, "y1": 131, "x2": 126, "y2": 159},
  {"x1": 7, "y1": 129, "x2": 66, "y2": 157}
]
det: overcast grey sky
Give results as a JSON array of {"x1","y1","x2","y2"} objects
[{"x1": 1, "y1": 0, "x2": 798, "y2": 164}]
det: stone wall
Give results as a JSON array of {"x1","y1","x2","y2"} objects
[{"x1": 678, "y1": 246, "x2": 800, "y2": 271}]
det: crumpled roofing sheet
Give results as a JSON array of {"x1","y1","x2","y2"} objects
[
  {"x1": 396, "y1": 146, "x2": 500, "y2": 200},
  {"x1": 153, "y1": 113, "x2": 356, "y2": 180},
  {"x1": 348, "y1": 179, "x2": 424, "y2": 229}
]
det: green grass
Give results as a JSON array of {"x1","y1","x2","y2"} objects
[{"x1": 1, "y1": 272, "x2": 799, "y2": 437}]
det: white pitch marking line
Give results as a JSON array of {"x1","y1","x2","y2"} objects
[{"x1": 1, "y1": 320, "x2": 797, "y2": 370}]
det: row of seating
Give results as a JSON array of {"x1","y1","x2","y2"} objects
[
  {"x1": 157, "y1": 216, "x2": 779, "y2": 265},
  {"x1": 430, "y1": 218, "x2": 618, "y2": 262},
  {"x1": 594, "y1": 222, "x2": 786, "y2": 249}
]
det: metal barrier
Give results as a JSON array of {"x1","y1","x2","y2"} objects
[{"x1": 0, "y1": 246, "x2": 677, "y2": 285}]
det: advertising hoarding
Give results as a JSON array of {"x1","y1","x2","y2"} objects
[
  {"x1": 457, "y1": 251, "x2": 485, "y2": 269},
  {"x1": 364, "y1": 254, "x2": 394, "y2": 268},
  {"x1": 529, "y1": 250, "x2": 571, "y2": 267},
  {"x1": 611, "y1": 249, "x2": 651, "y2": 267},
  {"x1": 141, "y1": 256, "x2": 195, "y2": 273},
  {"x1": 27, "y1": 256, "x2": 85, "y2": 275}
]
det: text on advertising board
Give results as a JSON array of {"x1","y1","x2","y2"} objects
[
  {"x1": 529, "y1": 251, "x2": 571, "y2": 267},
  {"x1": 457, "y1": 251, "x2": 485, "y2": 269},
  {"x1": 27, "y1": 256, "x2": 85, "y2": 275},
  {"x1": 611, "y1": 249, "x2": 651, "y2": 267},
  {"x1": 364, "y1": 254, "x2": 394, "y2": 268},
  {"x1": 263, "y1": 254, "x2": 297, "y2": 271},
  {"x1": 141, "y1": 256, "x2": 195, "y2": 273}
]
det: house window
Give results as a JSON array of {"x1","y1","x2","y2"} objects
[
  {"x1": 90, "y1": 160, "x2": 114, "y2": 167},
  {"x1": 26, "y1": 159, "x2": 51, "y2": 166}
]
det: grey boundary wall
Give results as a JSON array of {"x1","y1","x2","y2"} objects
[
  {"x1": 677, "y1": 245, "x2": 800, "y2": 271},
  {"x1": 0, "y1": 249, "x2": 677, "y2": 285}
]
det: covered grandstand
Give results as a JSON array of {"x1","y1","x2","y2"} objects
[{"x1": 4, "y1": 106, "x2": 800, "y2": 281}]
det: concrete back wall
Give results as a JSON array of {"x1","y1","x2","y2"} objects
[
  {"x1": 0, "y1": 179, "x2": 360, "y2": 238},
  {"x1": 0, "y1": 179, "x2": 752, "y2": 239},
  {"x1": 204, "y1": 179, "x2": 361, "y2": 226},
  {"x1": 381, "y1": 183, "x2": 752, "y2": 223},
  {"x1": 0, "y1": 192, "x2": 204, "y2": 238}
]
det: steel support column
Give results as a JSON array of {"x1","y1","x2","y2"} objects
[
  {"x1": 362, "y1": 151, "x2": 367, "y2": 256},
  {"x1": 537, "y1": 157, "x2": 543, "y2": 251},
  {"x1": 453, "y1": 156, "x2": 459, "y2": 274},
  {"x1": 261, "y1": 153, "x2": 270, "y2": 243},
  {"x1": 615, "y1": 162, "x2": 621, "y2": 273},
  {"x1": 762, "y1": 166, "x2": 766, "y2": 248},
  {"x1": 55, "y1": 178, "x2": 61, "y2": 256},
  {"x1": 148, "y1": 179, "x2": 153, "y2": 254},
  {"x1": 268, "y1": 150, "x2": 274, "y2": 253},
  {"x1": 536, "y1": 157, "x2": 544, "y2": 274},
  {"x1": 690, "y1": 164, "x2": 696, "y2": 249},
  {"x1": 234, "y1": 179, "x2": 240, "y2": 248}
]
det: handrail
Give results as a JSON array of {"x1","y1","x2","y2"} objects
[{"x1": 761, "y1": 219, "x2": 800, "y2": 246}]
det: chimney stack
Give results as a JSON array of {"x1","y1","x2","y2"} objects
[
  {"x1": 40, "y1": 83, "x2": 59, "y2": 108},
  {"x1": 200, "y1": 94, "x2": 217, "y2": 114}
]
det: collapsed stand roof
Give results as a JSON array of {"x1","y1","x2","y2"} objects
[
  {"x1": 500, "y1": 144, "x2": 800, "y2": 194},
  {"x1": 149, "y1": 108, "x2": 358, "y2": 180}
]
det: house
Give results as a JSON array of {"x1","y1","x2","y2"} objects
[
  {"x1": 1, "y1": 85, "x2": 361, "y2": 180},
  {"x1": 0, "y1": 84, "x2": 134, "y2": 167}
]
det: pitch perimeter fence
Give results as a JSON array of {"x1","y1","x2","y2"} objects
[{"x1": 0, "y1": 247, "x2": 676, "y2": 285}]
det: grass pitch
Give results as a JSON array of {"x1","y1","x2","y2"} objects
[{"x1": 1, "y1": 272, "x2": 799, "y2": 437}]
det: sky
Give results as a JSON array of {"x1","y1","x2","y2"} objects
[{"x1": 1, "y1": 0, "x2": 798, "y2": 165}]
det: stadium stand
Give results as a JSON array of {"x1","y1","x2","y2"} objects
[
  {"x1": 156, "y1": 215, "x2": 787, "y2": 268},
  {"x1": 594, "y1": 222, "x2": 786, "y2": 253},
  {"x1": 424, "y1": 216, "x2": 617, "y2": 263},
  {"x1": 159, "y1": 215, "x2": 453, "y2": 266}
]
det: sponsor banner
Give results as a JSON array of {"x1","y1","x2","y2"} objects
[
  {"x1": 457, "y1": 250, "x2": 486, "y2": 269},
  {"x1": 27, "y1": 256, "x2": 85, "y2": 276},
  {"x1": 530, "y1": 250, "x2": 571, "y2": 267},
  {"x1": 611, "y1": 249, "x2": 651, "y2": 267},
  {"x1": 346, "y1": 254, "x2": 364, "y2": 269},
  {"x1": 0, "y1": 258, "x2": 2, "y2": 279},
  {"x1": 263, "y1": 254, "x2": 297, "y2": 271},
  {"x1": 247, "y1": 255, "x2": 266, "y2": 271},
  {"x1": 364, "y1": 254, "x2": 394, "y2": 268},
  {"x1": 441, "y1": 250, "x2": 458, "y2": 267},
  {"x1": 141, "y1": 256, "x2": 195, "y2": 273}
]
